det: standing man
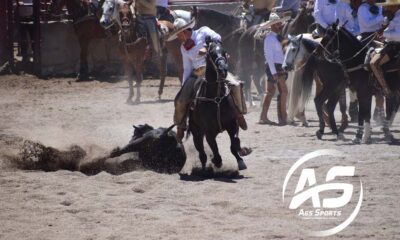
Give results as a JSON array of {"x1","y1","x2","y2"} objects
[
  {"x1": 244, "y1": 0, "x2": 277, "y2": 26},
  {"x1": 167, "y1": 18, "x2": 247, "y2": 141},
  {"x1": 259, "y1": 13, "x2": 290, "y2": 125},
  {"x1": 313, "y1": 0, "x2": 339, "y2": 36},
  {"x1": 370, "y1": 0, "x2": 400, "y2": 97}
]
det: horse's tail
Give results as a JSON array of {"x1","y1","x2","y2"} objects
[{"x1": 288, "y1": 56, "x2": 315, "y2": 119}]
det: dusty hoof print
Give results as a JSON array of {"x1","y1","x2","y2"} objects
[
  {"x1": 132, "y1": 187, "x2": 145, "y2": 193},
  {"x1": 60, "y1": 200, "x2": 72, "y2": 206}
]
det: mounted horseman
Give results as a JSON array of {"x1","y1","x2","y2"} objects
[
  {"x1": 166, "y1": 18, "x2": 248, "y2": 143},
  {"x1": 243, "y1": 0, "x2": 276, "y2": 26}
]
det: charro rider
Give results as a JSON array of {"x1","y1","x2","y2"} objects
[
  {"x1": 370, "y1": 0, "x2": 400, "y2": 97},
  {"x1": 243, "y1": 0, "x2": 277, "y2": 26},
  {"x1": 313, "y1": 0, "x2": 339, "y2": 37},
  {"x1": 156, "y1": 0, "x2": 174, "y2": 22},
  {"x1": 259, "y1": 13, "x2": 290, "y2": 125},
  {"x1": 167, "y1": 18, "x2": 248, "y2": 142},
  {"x1": 135, "y1": 0, "x2": 161, "y2": 57}
]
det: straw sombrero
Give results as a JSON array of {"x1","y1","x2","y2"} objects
[
  {"x1": 377, "y1": 0, "x2": 400, "y2": 5},
  {"x1": 167, "y1": 18, "x2": 196, "y2": 41},
  {"x1": 259, "y1": 13, "x2": 291, "y2": 31}
]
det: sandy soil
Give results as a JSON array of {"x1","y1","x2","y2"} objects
[{"x1": 0, "y1": 74, "x2": 399, "y2": 240}]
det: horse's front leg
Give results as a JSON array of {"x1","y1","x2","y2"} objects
[
  {"x1": 190, "y1": 121, "x2": 207, "y2": 170},
  {"x1": 157, "y1": 47, "x2": 168, "y2": 100},
  {"x1": 338, "y1": 87, "x2": 349, "y2": 132},
  {"x1": 314, "y1": 88, "x2": 329, "y2": 140},
  {"x1": 226, "y1": 121, "x2": 247, "y2": 171},
  {"x1": 205, "y1": 134, "x2": 222, "y2": 168},
  {"x1": 355, "y1": 87, "x2": 372, "y2": 144},
  {"x1": 124, "y1": 58, "x2": 134, "y2": 104},
  {"x1": 327, "y1": 93, "x2": 344, "y2": 140},
  {"x1": 134, "y1": 58, "x2": 144, "y2": 103}
]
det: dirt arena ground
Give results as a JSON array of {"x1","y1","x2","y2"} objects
[{"x1": 0, "y1": 74, "x2": 399, "y2": 239}]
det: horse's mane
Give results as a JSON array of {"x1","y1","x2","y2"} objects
[
  {"x1": 338, "y1": 26, "x2": 363, "y2": 50},
  {"x1": 302, "y1": 37, "x2": 318, "y2": 53},
  {"x1": 196, "y1": 8, "x2": 240, "y2": 30}
]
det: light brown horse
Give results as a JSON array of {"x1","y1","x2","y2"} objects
[{"x1": 100, "y1": 0, "x2": 183, "y2": 103}]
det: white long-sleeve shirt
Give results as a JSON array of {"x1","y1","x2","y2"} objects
[
  {"x1": 180, "y1": 26, "x2": 221, "y2": 85},
  {"x1": 264, "y1": 31, "x2": 284, "y2": 75},
  {"x1": 358, "y1": 3, "x2": 384, "y2": 34},
  {"x1": 383, "y1": 10, "x2": 400, "y2": 42},
  {"x1": 313, "y1": 0, "x2": 338, "y2": 29},
  {"x1": 337, "y1": 2, "x2": 360, "y2": 36}
]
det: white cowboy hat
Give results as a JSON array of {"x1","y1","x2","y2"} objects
[
  {"x1": 259, "y1": 13, "x2": 291, "y2": 31},
  {"x1": 167, "y1": 18, "x2": 196, "y2": 41},
  {"x1": 377, "y1": 0, "x2": 400, "y2": 6}
]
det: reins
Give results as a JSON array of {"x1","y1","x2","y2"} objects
[{"x1": 195, "y1": 44, "x2": 229, "y2": 132}]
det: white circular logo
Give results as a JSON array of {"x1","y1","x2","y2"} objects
[{"x1": 282, "y1": 149, "x2": 363, "y2": 237}]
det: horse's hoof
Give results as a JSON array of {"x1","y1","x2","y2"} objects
[
  {"x1": 316, "y1": 130, "x2": 323, "y2": 140},
  {"x1": 212, "y1": 157, "x2": 222, "y2": 168},
  {"x1": 237, "y1": 159, "x2": 247, "y2": 171},
  {"x1": 361, "y1": 135, "x2": 371, "y2": 144},
  {"x1": 352, "y1": 137, "x2": 361, "y2": 144},
  {"x1": 302, "y1": 121, "x2": 309, "y2": 127},
  {"x1": 337, "y1": 133, "x2": 345, "y2": 141},
  {"x1": 384, "y1": 133, "x2": 394, "y2": 143},
  {"x1": 126, "y1": 99, "x2": 134, "y2": 105}
]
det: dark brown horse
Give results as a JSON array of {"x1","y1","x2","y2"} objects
[
  {"x1": 188, "y1": 41, "x2": 248, "y2": 171},
  {"x1": 52, "y1": 0, "x2": 107, "y2": 80}
]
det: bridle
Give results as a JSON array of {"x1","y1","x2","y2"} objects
[{"x1": 195, "y1": 42, "x2": 230, "y2": 132}]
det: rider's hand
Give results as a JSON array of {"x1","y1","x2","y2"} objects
[{"x1": 198, "y1": 47, "x2": 207, "y2": 56}]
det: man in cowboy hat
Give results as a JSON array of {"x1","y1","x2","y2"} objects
[
  {"x1": 244, "y1": 0, "x2": 277, "y2": 26},
  {"x1": 313, "y1": 0, "x2": 339, "y2": 36},
  {"x1": 259, "y1": 13, "x2": 290, "y2": 125},
  {"x1": 167, "y1": 18, "x2": 248, "y2": 142},
  {"x1": 337, "y1": 0, "x2": 362, "y2": 36},
  {"x1": 370, "y1": 0, "x2": 400, "y2": 97}
]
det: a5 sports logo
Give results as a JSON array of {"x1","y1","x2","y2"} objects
[{"x1": 282, "y1": 149, "x2": 363, "y2": 237}]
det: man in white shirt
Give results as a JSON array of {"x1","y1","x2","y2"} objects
[
  {"x1": 313, "y1": 0, "x2": 339, "y2": 36},
  {"x1": 259, "y1": 13, "x2": 290, "y2": 125},
  {"x1": 370, "y1": 0, "x2": 400, "y2": 97},
  {"x1": 167, "y1": 18, "x2": 247, "y2": 141},
  {"x1": 358, "y1": 0, "x2": 385, "y2": 40},
  {"x1": 337, "y1": 0, "x2": 361, "y2": 36}
]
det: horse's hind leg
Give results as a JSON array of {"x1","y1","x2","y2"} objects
[
  {"x1": 383, "y1": 96, "x2": 396, "y2": 142},
  {"x1": 205, "y1": 134, "x2": 222, "y2": 168},
  {"x1": 134, "y1": 59, "x2": 145, "y2": 103},
  {"x1": 226, "y1": 121, "x2": 247, "y2": 171}
]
